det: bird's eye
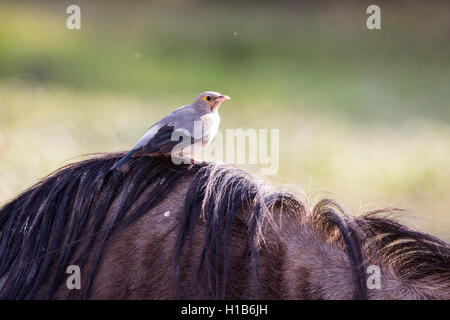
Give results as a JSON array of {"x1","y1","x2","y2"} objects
[{"x1": 206, "y1": 96, "x2": 211, "y2": 101}]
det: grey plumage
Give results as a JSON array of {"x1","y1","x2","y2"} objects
[{"x1": 111, "y1": 91, "x2": 230, "y2": 172}]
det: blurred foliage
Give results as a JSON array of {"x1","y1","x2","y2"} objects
[{"x1": 0, "y1": 0, "x2": 449, "y2": 238}]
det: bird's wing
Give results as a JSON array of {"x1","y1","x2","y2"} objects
[
  {"x1": 132, "y1": 124, "x2": 197, "y2": 157},
  {"x1": 133, "y1": 124, "x2": 176, "y2": 156},
  {"x1": 133, "y1": 104, "x2": 192, "y2": 149},
  {"x1": 111, "y1": 105, "x2": 200, "y2": 172},
  {"x1": 111, "y1": 124, "x2": 181, "y2": 171}
]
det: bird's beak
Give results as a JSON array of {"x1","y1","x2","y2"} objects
[{"x1": 215, "y1": 95, "x2": 230, "y2": 102}]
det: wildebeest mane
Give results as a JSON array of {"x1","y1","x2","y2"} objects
[
  {"x1": 0, "y1": 154, "x2": 448, "y2": 299},
  {"x1": 174, "y1": 164, "x2": 308, "y2": 299},
  {"x1": 0, "y1": 154, "x2": 202, "y2": 299},
  {"x1": 357, "y1": 211, "x2": 450, "y2": 285}
]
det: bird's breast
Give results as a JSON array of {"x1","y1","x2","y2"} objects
[{"x1": 200, "y1": 113, "x2": 220, "y2": 145}]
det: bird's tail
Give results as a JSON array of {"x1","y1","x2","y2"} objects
[{"x1": 110, "y1": 151, "x2": 134, "y2": 173}]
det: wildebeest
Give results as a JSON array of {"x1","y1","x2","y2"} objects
[{"x1": 0, "y1": 153, "x2": 448, "y2": 299}]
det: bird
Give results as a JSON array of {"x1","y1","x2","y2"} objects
[{"x1": 111, "y1": 91, "x2": 230, "y2": 172}]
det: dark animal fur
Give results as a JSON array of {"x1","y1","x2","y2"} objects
[{"x1": 0, "y1": 154, "x2": 448, "y2": 299}]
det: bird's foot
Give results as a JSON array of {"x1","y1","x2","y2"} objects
[{"x1": 191, "y1": 157, "x2": 210, "y2": 165}]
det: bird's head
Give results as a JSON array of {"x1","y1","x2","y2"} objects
[{"x1": 194, "y1": 91, "x2": 230, "y2": 112}]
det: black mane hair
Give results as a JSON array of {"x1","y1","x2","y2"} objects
[
  {"x1": 0, "y1": 154, "x2": 202, "y2": 299},
  {"x1": 0, "y1": 154, "x2": 448, "y2": 299}
]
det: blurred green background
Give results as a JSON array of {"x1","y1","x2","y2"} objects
[{"x1": 0, "y1": 0, "x2": 449, "y2": 238}]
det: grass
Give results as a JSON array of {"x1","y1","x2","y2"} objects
[{"x1": 0, "y1": 1, "x2": 449, "y2": 239}]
